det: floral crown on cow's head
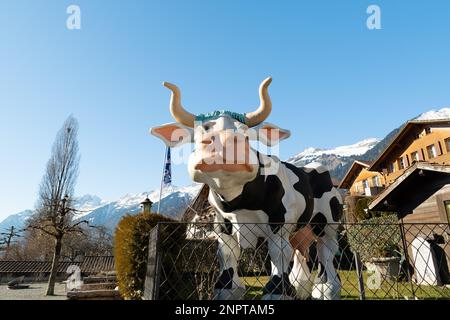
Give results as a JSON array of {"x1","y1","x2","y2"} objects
[{"x1": 195, "y1": 110, "x2": 247, "y2": 125}]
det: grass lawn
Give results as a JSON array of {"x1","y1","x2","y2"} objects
[{"x1": 241, "y1": 271, "x2": 450, "y2": 300}]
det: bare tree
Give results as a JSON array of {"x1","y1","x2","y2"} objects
[
  {"x1": 61, "y1": 226, "x2": 114, "y2": 262},
  {"x1": 0, "y1": 226, "x2": 22, "y2": 259},
  {"x1": 27, "y1": 116, "x2": 88, "y2": 295}
]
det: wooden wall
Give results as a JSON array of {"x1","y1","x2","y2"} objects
[{"x1": 402, "y1": 184, "x2": 450, "y2": 223}]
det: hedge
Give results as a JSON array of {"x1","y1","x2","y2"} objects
[
  {"x1": 346, "y1": 214, "x2": 402, "y2": 262},
  {"x1": 114, "y1": 212, "x2": 182, "y2": 299}
]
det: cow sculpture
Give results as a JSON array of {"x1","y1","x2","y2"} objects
[{"x1": 151, "y1": 77, "x2": 343, "y2": 300}]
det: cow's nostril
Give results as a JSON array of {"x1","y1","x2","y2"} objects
[{"x1": 202, "y1": 137, "x2": 214, "y2": 144}]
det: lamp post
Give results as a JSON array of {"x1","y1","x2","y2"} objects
[{"x1": 141, "y1": 197, "x2": 153, "y2": 214}]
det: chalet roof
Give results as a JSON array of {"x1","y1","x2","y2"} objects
[
  {"x1": 0, "y1": 256, "x2": 115, "y2": 274},
  {"x1": 368, "y1": 162, "x2": 450, "y2": 216},
  {"x1": 369, "y1": 119, "x2": 450, "y2": 172},
  {"x1": 338, "y1": 160, "x2": 372, "y2": 189},
  {"x1": 181, "y1": 184, "x2": 212, "y2": 222}
]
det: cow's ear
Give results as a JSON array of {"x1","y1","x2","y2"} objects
[
  {"x1": 257, "y1": 122, "x2": 291, "y2": 146},
  {"x1": 150, "y1": 122, "x2": 194, "y2": 147}
]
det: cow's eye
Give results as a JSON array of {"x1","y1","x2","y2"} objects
[{"x1": 203, "y1": 124, "x2": 211, "y2": 131}]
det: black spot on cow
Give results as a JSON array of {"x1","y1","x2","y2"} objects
[
  {"x1": 315, "y1": 262, "x2": 327, "y2": 284},
  {"x1": 213, "y1": 164, "x2": 287, "y2": 233},
  {"x1": 215, "y1": 268, "x2": 234, "y2": 289},
  {"x1": 262, "y1": 273, "x2": 296, "y2": 297},
  {"x1": 288, "y1": 261, "x2": 294, "y2": 274},
  {"x1": 220, "y1": 219, "x2": 233, "y2": 235},
  {"x1": 310, "y1": 212, "x2": 327, "y2": 237},
  {"x1": 283, "y1": 162, "x2": 314, "y2": 226},
  {"x1": 301, "y1": 167, "x2": 333, "y2": 199},
  {"x1": 329, "y1": 196, "x2": 343, "y2": 222}
]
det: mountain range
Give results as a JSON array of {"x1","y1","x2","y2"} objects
[
  {"x1": 288, "y1": 107, "x2": 450, "y2": 180},
  {"x1": 1, "y1": 107, "x2": 450, "y2": 233},
  {"x1": 0, "y1": 185, "x2": 202, "y2": 233}
]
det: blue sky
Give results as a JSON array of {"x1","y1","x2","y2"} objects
[{"x1": 1, "y1": 0, "x2": 450, "y2": 219}]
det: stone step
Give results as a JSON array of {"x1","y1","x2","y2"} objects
[
  {"x1": 67, "y1": 289, "x2": 121, "y2": 300},
  {"x1": 82, "y1": 276, "x2": 117, "y2": 284},
  {"x1": 80, "y1": 282, "x2": 117, "y2": 291}
]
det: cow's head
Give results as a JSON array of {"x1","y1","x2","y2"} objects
[{"x1": 151, "y1": 77, "x2": 290, "y2": 197}]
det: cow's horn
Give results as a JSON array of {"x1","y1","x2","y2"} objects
[
  {"x1": 163, "y1": 82, "x2": 195, "y2": 127},
  {"x1": 245, "y1": 77, "x2": 272, "y2": 127}
]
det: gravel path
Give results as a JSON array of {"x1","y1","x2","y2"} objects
[{"x1": 0, "y1": 283, "x2": 67, "y2": 300}]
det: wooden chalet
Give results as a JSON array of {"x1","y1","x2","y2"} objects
[
  {"x1": 339, "y1": 160, "x2": 385, "y2": 197},
  {"x1": 340, "y1": 119, "x2": 450, "y2": 223},
  {"x1": 340, "y1": 119, "x2": 450, "y2": 284},
  {"x1": 366, "y1": 119, "x2": 450, "y2": 223},
  {"x1": 369, "y1": 119, "x2": 450, "y2": 185}
]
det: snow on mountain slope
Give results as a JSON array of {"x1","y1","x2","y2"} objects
[
  {"x1": 74, "y1": 194, "x2": 108, "y2": 218},
  {"x1": 75, "y1": 184, "x2": 202, "y2": 231},
  {"x1": 415, "y1": 107, "x2": 450, "y2": 120},
  {"x1": 0, "y1": 210, "x2": 33, "y2": 232},
  {"x1": 286, "y1": 138, "x2": 380, "y2": 174},
  {"x1": 0, "y1": 185, "x2": 202, "y2": 233},
  {"x1": 0, "y1": 194, "x2": 107, "y2": 232},
  {"x1": 287, "y1": 138, "x2": 379, "y2": 164}
]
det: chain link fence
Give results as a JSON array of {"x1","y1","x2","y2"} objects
[{"x1": 144, "y1": 221, "x2": 450, "y2": 300}]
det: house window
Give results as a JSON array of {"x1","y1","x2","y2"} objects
[
  {"x1": 444, "y1": 200, "x2": 450, "y2": 223},
  {"x1": 411, "y1": 151, "x2": 419, "y2": 162},
  {"x1": 362, "y1": 180, "x2": 369, "y2": 189},
  {"x1": 372, "y1": 176, "x2": 381, "y2": 187},
  {"x1": 354, "y1": 184, "x2": 359, "y2": 193},
  {"x1": 445, "y1": 138, "x2": 450, "y2": 152},
  {"x1": 425, "y1": 127, "x2": 432, "y2": 135},
  {"x1": 397, "y1": 157, "x2": 406, "y2": 170},
  {"x1": 427, "y1": 144, "x2": 437, "y2": 159},
  {"x1": 388, "y1": 162, "x2": 395, "y2": 173}
]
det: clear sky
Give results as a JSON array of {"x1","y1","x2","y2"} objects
[{"x1": 1, "y1": 0, "x2": 450, "y2": 220}]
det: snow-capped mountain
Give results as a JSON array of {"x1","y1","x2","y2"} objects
[
  {"x1": 0, "y1": 210, "x2": 33, "y2": 232},
  {"x1": 287, "y1": 138, "x2": 379, "y2": 166},
  {"x1": 286, "y1": 138, "x2": 380, "y2": 179},
  {"x1": 73, "y1": 194, "x2": 108, "y2": 218},
  {"x1": 0, "y1": 185, "x2": 202, "y2": 233},
  {"x1": 79, "y1": 184, "x2": 202, "y2": 231},
  {"x1": 415, "y1": 107, "x2": 450, "y2": 121},
  {"x1": 286, "y1": 107, "x2": 450, "y2": 180}
]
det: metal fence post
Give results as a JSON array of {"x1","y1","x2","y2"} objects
[
  {"x1": 398, "y1": 219, "x2": 416, "y2": 300},
  {"x1": 353, "y1": 251, "x2": 366, "y2": 300},
  {"x1": 143, "y1": 223, "x2": 162, "y2": 300}
]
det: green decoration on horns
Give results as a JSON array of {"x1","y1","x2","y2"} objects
[{"x1": 195, "y1": 110, "x2": 247, "y2": 124}]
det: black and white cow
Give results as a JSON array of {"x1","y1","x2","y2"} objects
[{"x1": 151, "y1": 77, "x2": 343, "y2": 300}]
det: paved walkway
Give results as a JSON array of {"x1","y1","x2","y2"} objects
[{"x1": 0, "y1": 283, "x2": 67, "y2": 300}]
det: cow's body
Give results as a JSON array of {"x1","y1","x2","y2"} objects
[
  {"x1": 205, "y1": 153, "x2": 342, "y2": 299},
  {"x1": 151, "y1": 77, "x2": 343, "y2": 299}
]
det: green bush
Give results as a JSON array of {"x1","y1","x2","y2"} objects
[
  {"x1": 347, "y1": 214, "x2": 402, "y2": 262},
  {"x1": 114, "y1": 212, "x2": 182, "y2": 299},
  {"x1": 354, "y1": 197, "x2": 394, "y2": 221},
  {"x1": 354, "y1": 197, "x2": 372, "y2": 221}
]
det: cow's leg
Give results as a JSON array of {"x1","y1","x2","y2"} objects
[
  {"x1": 214, "y1": 232, "x2": 245, "y2": 300},
  {"x1": 312, "y1": 230, "x2": 341, "y2": 300},
  {"x1": 262, "y1": 228, "x2": 296, "y2": 300}
]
